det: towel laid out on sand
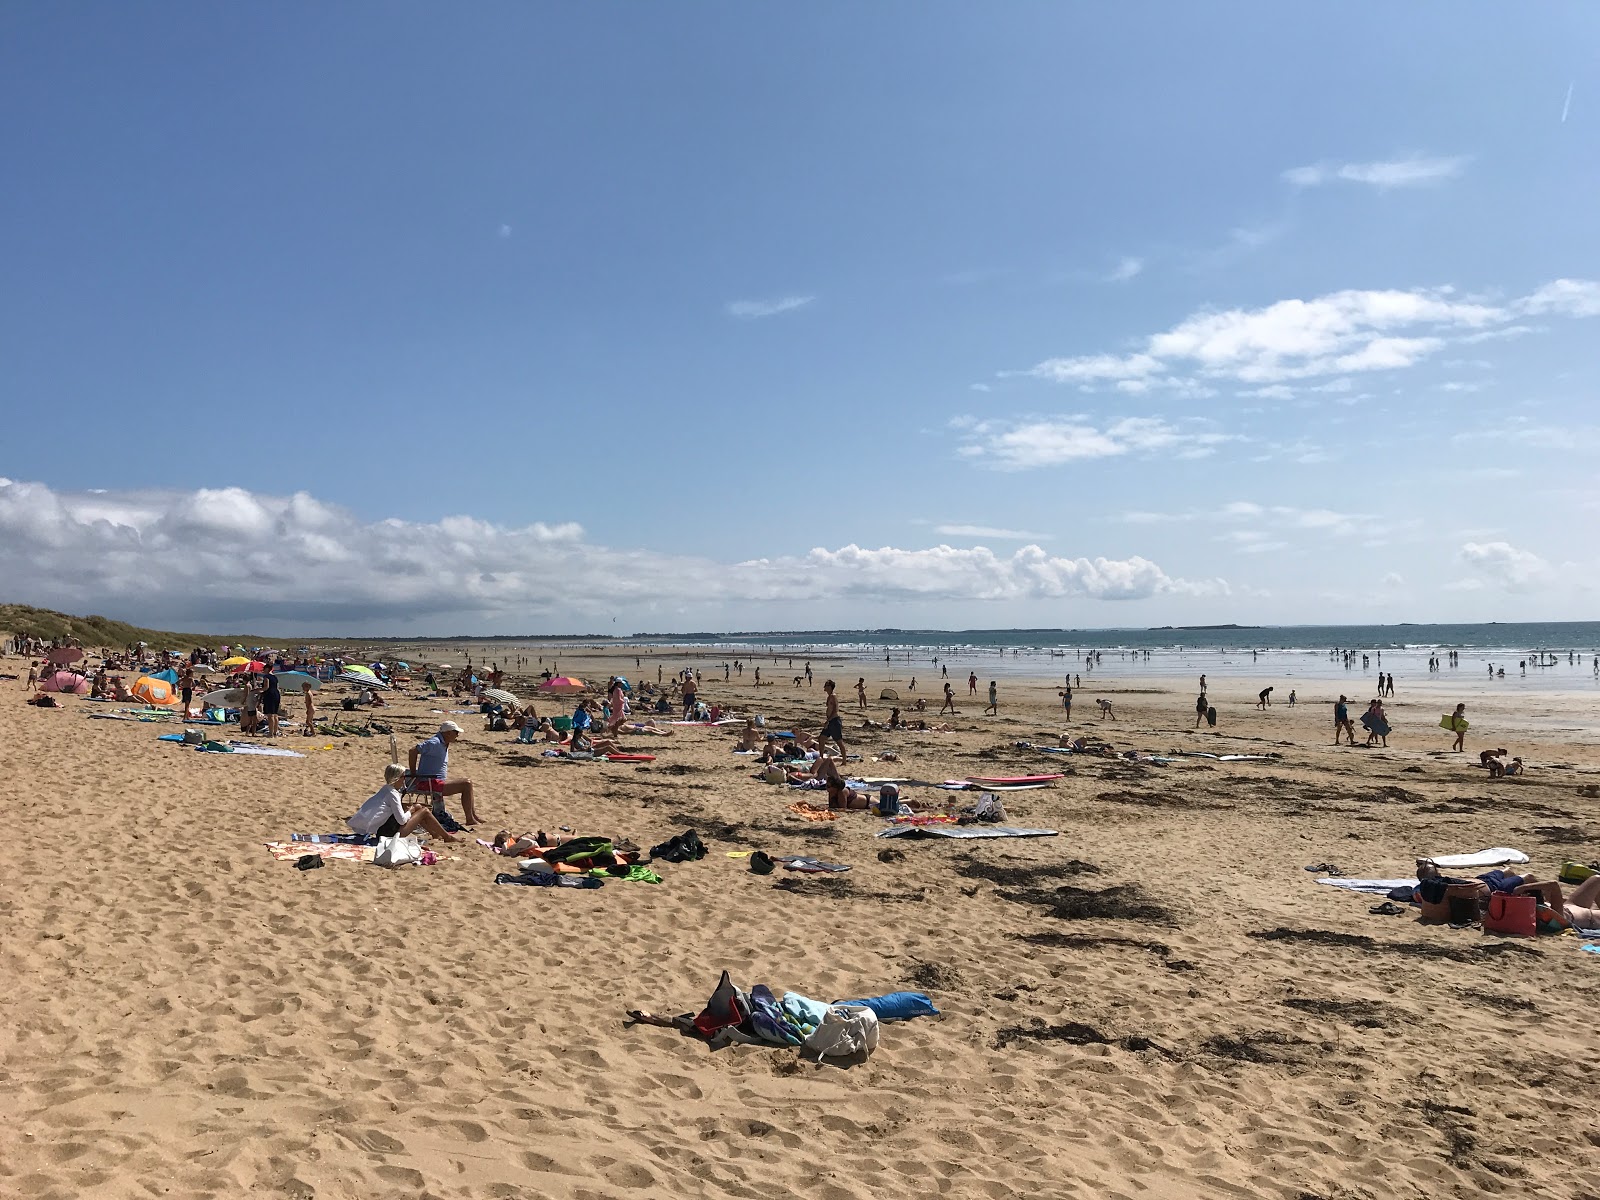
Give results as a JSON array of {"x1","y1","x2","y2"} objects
[
  {"x1": 264, "y1": 841, "x2": 375, "y2": 863},
  {"x1": 786, "y1": 802, "x2": 842, "y2": 821},
  {"x1": 1316, "y1": 877, "x2": 1419, "y2": 895},
  {"x1": 779, "y1": 856, "x2": 851, "y2": 873},
  {"x1": 291, "y1": 832, "x2": 378, "y2": 844},
  {"x1": 1423, "y1": 847, "x2": 1530, "y2": 868},
  {"x1": 876, "y1": 825, "x2": 1058, "y2": 840}
]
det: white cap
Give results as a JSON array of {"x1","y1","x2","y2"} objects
[{"x1": 438, "y1": 720, "x2": 464, "y2": 735}]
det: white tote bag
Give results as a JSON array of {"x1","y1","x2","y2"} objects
[
  {"x1": 801, "y1": 1004, "x2": 879, "y2": 1061},
  {"x1": 374, "y1": 835, "x2": 422, "y2": 868}
]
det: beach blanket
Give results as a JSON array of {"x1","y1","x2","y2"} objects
[
  {"x1": 876, "y1": 826, "x2": 1058, "y2": 840},
  {"x1": 779, "y1": 857, "x2": 851, "y2": 874},
  {"x1": 1424, "y1": 847, "x2": 1529, "y2": 868},
  {"x1": 292, "y1": 833, "x2": 377, "y2": 844},
  {"x1": 264, "y1": 841, "x2": 375, "y2": 863},
  {"x1": 936, "y1": 780, "x2": 1049, "y2": 791},
  {"x1": 785, "y1": 802, "x2": 841, "y2": 822},
  {"x1": 1316, "y1": 877, "x2": 1418, "y2": 895},
  {"x1": 223, "y1": 743, "x2": 307, "y2": 758},
  {"x1": 494, "y1": 872, "x2": 604, "y2": 889}
]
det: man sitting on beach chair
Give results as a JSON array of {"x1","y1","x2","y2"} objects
[{"x1": 406, "y1": 721, "x2": 482, "y2": 828}]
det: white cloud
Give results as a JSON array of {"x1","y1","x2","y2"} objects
[
  {"x1": 1283, "y1": 154, "x2": 1469, "y2": 189},
  {"x1": 1013, "y1": 280, "x2": 1596, "y2": 390},
  {"x1": 1517, "y1": 278, "x2": 1600, "y2": 318},
  {"x1": 725, "y1": 295, "x2": 814, "y2": 319},
  {"x1": 955, "y1": 416, "x2": 1234, "y2": 470},
  {"x1": 1105, "y1": 256, "x2": 1144, "y2": 283},
  {"x1": 0, "y1": 480, "x2": 1216, "y2": 631},
  {"x1": 1456, "y1": 541, "x2": 1554, "y2": 592},
  {"x1": 968, "y1": 382, "x2": 992, "y2": 393},
  {"x1": 497, "y1": 224, "x2": 513, "y2": 238}
]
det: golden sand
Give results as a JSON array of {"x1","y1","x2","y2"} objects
[{"x1": 4, "y1": 644, "x2": 1598, "y2": 1199}]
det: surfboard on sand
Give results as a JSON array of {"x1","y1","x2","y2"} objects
[
  {"x1": 1439, "y1": 715, "x2": 1469, "y2": 731},
  {"x1": 602, "y1": 753, "x2": 656, "y2": 762},
  {"x1": 960, "y1": 780, "x2": 1062, "y2": 790}
]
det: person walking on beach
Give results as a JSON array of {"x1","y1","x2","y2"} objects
[
  {"x1": 1199, "y1": 674, "x2": 1207, "y2": 693},
  {"x1": 1256, "y1": 686, "x2": 1273, "y2": 710},
  {"x1": 1287, "y1": 690, "x2": 1296, "y2": 707},
  {"x1": 968, "y1": 671, "x2": 978, "y2": 696},
  {"x1": 1060, "y1": 687, "x2": 1072, "y2": 720},
  {"x1": 856, "y1": 678, "x2": 868, "y2": 710},
  {"x1": 820, "y1": 680, "x2": 845, "y2": 758},
  {"x1": 301, "y1": 682, "x2": 316, "y2": 737},
  {"x1": 941, "y1": 682, "x2": 957, "y2": 715},
  {"x1": 1195, "y1": 691, "x2": 1209, "y2": 728},
  {"x1": 984, "y1": 681, "x2": 998, "y2": 716},
  {"x1": 1448, "y1": 703, "x2": 1468, "y2": 752},
  {"x1": 1334, "y1": 695, "x2": 1356, "y2": 746}
]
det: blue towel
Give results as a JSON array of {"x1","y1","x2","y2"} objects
[{"x1": 831, "y1": 991, "x2": 940, "y2": 1022}]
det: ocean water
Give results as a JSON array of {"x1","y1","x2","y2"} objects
[{"x1": 633, "y1": 622, "x2": 1600, "y2": 689}]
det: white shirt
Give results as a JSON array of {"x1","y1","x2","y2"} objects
[{"x1": 347, "y1": 785, "x2": 407, "y2": 836}]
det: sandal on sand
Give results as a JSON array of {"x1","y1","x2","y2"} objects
[
  {"x1": 626, "y1": 1009, "x2": 690, "y2": 1029},
  {"x1": 1369, "y1": 901, "x2": 1404, "y2": 916}
]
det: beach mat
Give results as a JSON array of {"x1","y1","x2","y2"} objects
[
  {"x1": 264, "y1": 841, "x2": 375, "y2": 863},
  {"x1": 1315, "y1": 877, "x2": 1418, "y2": 895},
  {"x1": 876, "y1": 826, "x2": 1058, "y2": 840},
  {"x1": 1424, "y1": 847, "x2": 1529, "y2": 868}
]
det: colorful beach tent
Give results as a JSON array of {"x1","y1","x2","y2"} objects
[
  {"x1": 149, "y1": 668, "x2": 180, "y2": 685},
  {"x1": 41, "y1": 670, "x2": 90, "y2": 695},
  {"x1": 131, "y1": 675, "x2": 182, "y2": 707}
]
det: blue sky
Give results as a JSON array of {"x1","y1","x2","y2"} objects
[{"x1": 2, "y1": 3, "x2": 1597, "y2": 634}]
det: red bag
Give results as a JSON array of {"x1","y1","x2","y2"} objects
[{"x1": 1483, "y1": 892, "x2": 1536, "y2": 938}]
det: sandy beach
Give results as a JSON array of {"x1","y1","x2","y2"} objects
[{"x1": 5, "y1": 643, "x2": 1600, "y2": 1200}]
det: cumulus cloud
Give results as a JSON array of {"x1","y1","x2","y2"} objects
[
  {"x1": 954, "y1": 416, "x2": 1234, "y2": 470},
  {"x1": 1011, "y1": 280, "x2": 1597, "y2": 389},
  {"x1": 1455, "y1": 541, "x2": 1554, "y2": 591},
  {"x1": 0, "y1": 480, "x2": 1214, "y2": 631},
  {"x1": 1282, "y1": 154, "x2": 1469, "y2": 189},
  {"x1": 725, "y1": 295, "x2": 814, "y2": 319}
]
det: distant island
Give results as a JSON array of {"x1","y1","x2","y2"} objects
[{"x1": 1147, "y1": 624, "x2": 1261, "y2": 631}]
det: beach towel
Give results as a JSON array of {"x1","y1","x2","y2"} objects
[
  {"x1": 222, "y1": 743, "x2": 307, "y2": 758},
  {"x1": 494, "y1": 872, "x2": 604, "y2": 889},
  {"x1": 779, "y1": 856, "x2": 851, "y2": 873},
  {"x1": 1423, "y1": 848, "x2": 1529, "y2": 869},
  {"x1": 876, "y1": 826, "x2": 1058, "y2": 840},
  {"x1": 1315, "y1": 877, "x2": 1419, "y2": 895},
  {"x1": 831, "y1": 991, "x2": 940, "y2": 1022},
  {"x1": 781, "y1": 992, "x2": 830, "y2": 1040},
  {"x1": 291, "y1": 833, "x2": 378, "y2": 844},
  {"x1": 785, "y1": 802, "x2": 842, "y2": 821},
  {"x1": 264, "y1": 841, "x2": 375, "y2": 863}
]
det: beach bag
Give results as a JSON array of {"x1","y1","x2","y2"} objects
[
  {"x1": 374, "y1": 835, "x2": 422, "y2": 868},
  {"x1": 693, "y1": 970, "x2": 752, "y2": 1038},
  {"x1": 802, "y1": 1004, "x2": 879, "y2": 1061},
  {"x1": 543, "y1": 837, "x2": 614, "y2": 868},
  {"x1": 1482, "y1": 892, "x2": 1537, "y2": 938}
]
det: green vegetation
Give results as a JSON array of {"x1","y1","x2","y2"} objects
[{"x1": 0, "y1": 604, "x2": 225, "y2": 649}]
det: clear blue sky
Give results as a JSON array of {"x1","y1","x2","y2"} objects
[{"x1": 2, "y1": 3, "x2": 1597, "y2": 634}]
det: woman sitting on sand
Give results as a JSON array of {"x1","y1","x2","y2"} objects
[
  {"x1": 347, "y1": 764, "x2": 458, "y2": 842},
  {"x1": 735, "y1": 719, "x2": 763, "y2": 751}
]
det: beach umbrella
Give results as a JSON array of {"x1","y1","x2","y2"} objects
[
  {"x1": 395, "y1": 661, "x2": 410, "y2": 670},
  {"x1": 229, "y1": 661, "x2": 268, "y2": 676},
  {"x1": 337, "y1": 664, "x2": 391, "y2": 689},
  {"x1": 613, "y1": 676, "x2": 631, "y2": 690},
  {"x1": 220, "y1": 656, "x2": 251, "y2": 668},
  {"x1": 131, "y1": 675, "x2": 182, "y2": 707},
  {"x1": 482, "y1": 687, "x2": 521, "y2": 707},
  {"x1": 274, "y1": 671, "x2": 321, "y2": 692},
  {"x1": 41, "y1": 670, "x2": 89, "y2": 695},
  {"x1": 46, "y1": 647, "x2": 83, "y2": 665},
  {"x1": 538, "y1": 676, "x2": 585, "y2": 695}
]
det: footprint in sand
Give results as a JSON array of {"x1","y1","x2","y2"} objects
[{"x1": 347, "y1": 1129, "x2": 405, "y2": 1154}]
